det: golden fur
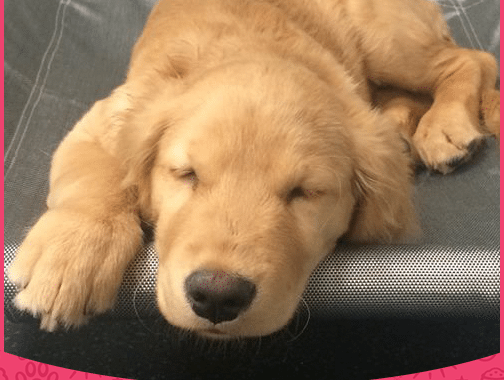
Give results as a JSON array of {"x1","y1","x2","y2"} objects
[{"x1": 9, "y1": 0, "x2": 499, "y2": 338}]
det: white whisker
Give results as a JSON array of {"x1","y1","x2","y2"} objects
[
  {"x1": 287, "y1": 297, "x2": 311, "y2": 342},
  {"x1": 133, "y1": 269, "x2": 157, "y2": 335}
]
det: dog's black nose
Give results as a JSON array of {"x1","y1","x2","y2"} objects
[{"x1": 185, "y1": 270, "x2": 256, "y2": 324}]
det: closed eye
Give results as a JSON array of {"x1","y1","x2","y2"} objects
[
  {"x1": 171, "y1": 168, "x2": 199, "y2": 188},
  {"x1": 286, "y1": 186, "x2": 324, "y2": 203},
  {"x1": 287, "y1": 186, "x2": 306, "y2": 202}
]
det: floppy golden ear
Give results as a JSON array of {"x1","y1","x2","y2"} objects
[
  {"x1": 345, "y1": 113, "x2": 420, "y2": 243},
  {"x1": 121, "y1": 123, "x2": 169, "y2": 220},
  {"x1": 116, "y1": 90, "x2": 172, "y2": 220}
]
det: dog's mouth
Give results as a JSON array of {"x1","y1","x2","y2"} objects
[{"x1": 199, "y1": 327, "x2": 229, "y2": 338}]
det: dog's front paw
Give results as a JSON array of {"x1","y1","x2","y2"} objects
[
  {"x1": 8, "y1": 210, "x2": 141, "y2": 331},
  {"x1": 413, "y1": 103, "x2": 485, "y2": 174}
]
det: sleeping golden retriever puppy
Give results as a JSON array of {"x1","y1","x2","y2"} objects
[{"x1": 9, "y1": 0, "x2": 499, "y2": 338}]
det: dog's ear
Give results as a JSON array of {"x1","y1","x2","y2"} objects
[
  {"x1": 345, "y1": 112, "x2": 420, "y2": 243},
  {"x1": 115, "y1": 87, "x2": 172, "y2": 220},
  {"x1": 121, "y1": 122, "x2": 169, "y2": 219}
]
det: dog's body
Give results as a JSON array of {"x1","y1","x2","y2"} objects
[{"x1": 9, "y1": 0, "x2": 499, "y2": 338}]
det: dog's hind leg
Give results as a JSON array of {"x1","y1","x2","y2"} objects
[
  {"x1": 346, "y1": 0, "x2": 499, "y2": 173},
  {"x1": 372, "y1": 85, "x2": 431, "y2": 166}
]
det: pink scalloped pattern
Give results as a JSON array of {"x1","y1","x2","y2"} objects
[
  {"x1": 0, "y1": 354, "x2": 132, "y2": 380},
  {"x1": 375, "y1": 355, "x2": 503, "y2": 380},
  {"x1": 0, "y1": 353, "x2": 501, "y2": 380}
]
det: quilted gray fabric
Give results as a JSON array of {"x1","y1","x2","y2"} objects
[{"x1": 4, "y1": 0, "x2": 500, "y2": 322}]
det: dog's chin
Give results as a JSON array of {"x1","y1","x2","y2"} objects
[
  {"x1": 163, "y1": 317, "x2": 287, "y2": 340},
  {"x1": 159, "y1": 310, "x2": 291, "y2": 340},
  {"x1": 196, "y1": 328, "x2": 236, "y2": 340},
  {"x1": 189, "y1": 325, "x2": 284, "y2": 340}
]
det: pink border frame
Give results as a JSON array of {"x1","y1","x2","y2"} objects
[{"x1": 1, "y1": 1, "x2": 501, "y2": 378}]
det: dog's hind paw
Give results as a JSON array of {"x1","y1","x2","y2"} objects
[{"x1": 412, "y1": 103, "x2": 485, "y2": 174}]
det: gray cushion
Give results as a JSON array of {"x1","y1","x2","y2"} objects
[{"x1": 4, "y1": 0, "x2": 499, "y2": 323}]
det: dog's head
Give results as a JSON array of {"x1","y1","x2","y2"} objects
[{"x1": 118, "y1": 61, "x2": 418, "y2": 338}]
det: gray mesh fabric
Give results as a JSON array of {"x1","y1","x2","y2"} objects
[{"x1": 4, "y1": 0, "x2": 500, "y2": 323}]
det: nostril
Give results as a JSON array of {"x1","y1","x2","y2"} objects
[
  {"x1": 192, "y1": 291, "x2": 207, "y2": 304},
  {"x1": 185, "y1": 270, "x2": 256, "y2": 324},
  {"x1": 223, "y1": 299, "x2": 238, "y2": 308}
]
